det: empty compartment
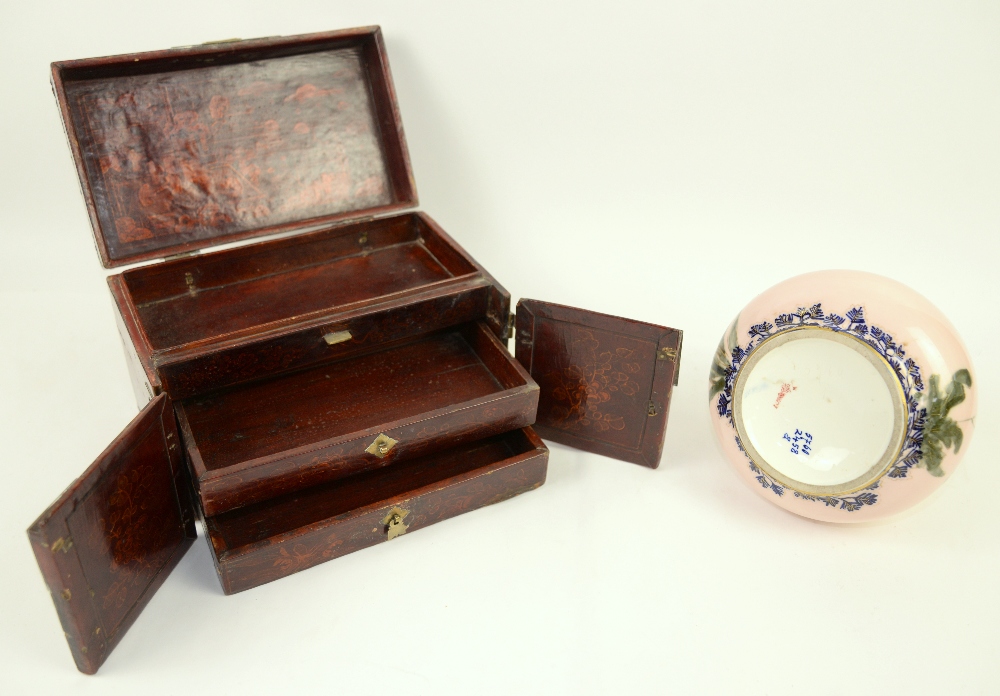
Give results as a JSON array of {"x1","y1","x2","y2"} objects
[
  {"x1": 204, "y1": 427, "x2": 549, "y2": 594},
  {"x1": 177, "y1": 322, "x2": 539, "y2": 516},
  {"x1": 121, "y1": 213, "x2": 479, "y2": 351},
  {"x1": 110, "y1": 211, "x2": 504, "y2": 401}
]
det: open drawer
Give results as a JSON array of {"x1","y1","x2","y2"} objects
[
  {"x1": 203, "y1": 427, "x2": 549, "y2": 594},
  {"x1": 176, "y1": 321, "x2": 539, "y2": 516}
]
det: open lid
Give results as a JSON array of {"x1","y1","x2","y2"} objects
[
  {"x1": 51, "y1": 27, "x2": 417, "y2": 268},
  {"x1": 27, "y1": 394, "x2": 196, "y2": 674},
  {"x1": 514, "y1": 299, "x2": 683, "y2": 468}
]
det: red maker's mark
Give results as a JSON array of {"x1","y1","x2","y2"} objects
[{"x1": 774, "y1": 383, "x2": 796, "y2": 409}]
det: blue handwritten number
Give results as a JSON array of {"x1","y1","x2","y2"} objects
[{"x1": 783, "y1": 429, "x2": 814, "y2": 456}]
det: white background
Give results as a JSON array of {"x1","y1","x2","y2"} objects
[{"x1": 2, "y1": 1, "x2": 998, "y2": 693}]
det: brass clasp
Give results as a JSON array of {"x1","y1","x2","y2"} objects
[{"x1": 382, "y1": 506, "x2": 410, "y2": 540}]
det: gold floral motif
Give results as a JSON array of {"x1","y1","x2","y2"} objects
[
  {"x1": 545, "y1": 329, "x2": 640, "y2": 432},
  {"x1": 272, "y1": 534, "x2": 343, "y2": 574},
  {"x1": 98, "y1": 464, "x2": 158, "y2": 610}
]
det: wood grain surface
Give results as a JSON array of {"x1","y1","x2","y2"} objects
[
  {"x1": 204, "y1": 427, "x2": 548, "y2": 594},
  {"x1": 178, "y1": 322, "x2": 539, "y2": 515},
  {"x1": 515, "y1": 299, "x2": 682, "y2": 468},
  {"x1": 51, "y1": 27, "x2": 415, "y2": 267},
  {"x1": 26, "y1": 395, "x2": 196, "y2": 674}
]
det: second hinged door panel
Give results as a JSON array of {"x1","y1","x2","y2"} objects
[{"x1": 512, "y1": 299, "x2": 682, "y2": 468}]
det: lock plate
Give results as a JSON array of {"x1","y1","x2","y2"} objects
[
  {"x1": 382, "y1": 506, "x2": 410, "y2": 540},
  {"x1": 365, "y1": 433, "x2": 398, "y2": 458}
]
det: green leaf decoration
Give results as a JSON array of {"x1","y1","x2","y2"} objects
[
  {"x1": 919, "y1": 369, "x2": 973, "y2": 477},
  {"x1": 709, "y1": 319, "x2": 739, "y2": 399}
]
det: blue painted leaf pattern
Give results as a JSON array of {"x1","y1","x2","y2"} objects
[{"x1": 713, "y1": 301, "x2": 970, "y2": 512}]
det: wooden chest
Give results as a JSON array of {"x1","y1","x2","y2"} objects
[{"x1": 27, "y1": 27, "x2": 683, "y2": 674}]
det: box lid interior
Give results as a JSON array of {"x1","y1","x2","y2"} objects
[{"x1": 53, "y1": 27, "x2": 417, "y2": 268}]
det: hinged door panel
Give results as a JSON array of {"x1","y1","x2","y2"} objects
[
  {"x1": 26, "y1": 394, "x2": 196, "y2": 674},
  {"x1": 514, "y1": 299, "x2": 682, "y2": 468}
]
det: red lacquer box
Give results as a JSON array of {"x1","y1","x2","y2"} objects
[{"x1": 28, "y1": 27, "x2": 683, "y2": 674}]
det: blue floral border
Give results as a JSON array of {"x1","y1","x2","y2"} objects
[{"x1": 717, "y1": 304, "x2": 926, "y2": 512}]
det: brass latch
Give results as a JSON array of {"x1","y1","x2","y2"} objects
[
  {"x1": 382, "y1": 506, "x2": 410, "y2": 540},
  {"x1": 366, "y1": 433, "x2": 398, "y2": 458}
]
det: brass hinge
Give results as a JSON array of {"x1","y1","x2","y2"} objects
[
  {"x1": 503, "y1": 312, "x2": 516, "y2": 340},
  {"x1": 657, "y1": 346, "x2": 678, "y2": 362},
  {"x1": 164, "y1": 249, "x2": 200, "y2": 262},
  {"x1": 51, "y1": 537, "x2": 73, "y2": 554},
  {"x1": 658, "y1": 334, "x2": 683, "y2": 387},
  {"x1": 202, "y1": 35, "x2": 282, "y2": 46},
  {"x1": 172, "y1": 36, "x2": 280, "y2": 51}
]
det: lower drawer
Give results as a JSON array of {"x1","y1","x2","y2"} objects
[{"x1": 203, "y1": 427, "x2": 548, "y2": 594}]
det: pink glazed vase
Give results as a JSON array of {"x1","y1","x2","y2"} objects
[{"x1": 709, "y1": 271, "x2": 976, "y2": 522}]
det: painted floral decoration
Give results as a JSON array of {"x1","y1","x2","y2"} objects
[{"x1": 546, "y1": 330, "x2": 641, "y2": 433}]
